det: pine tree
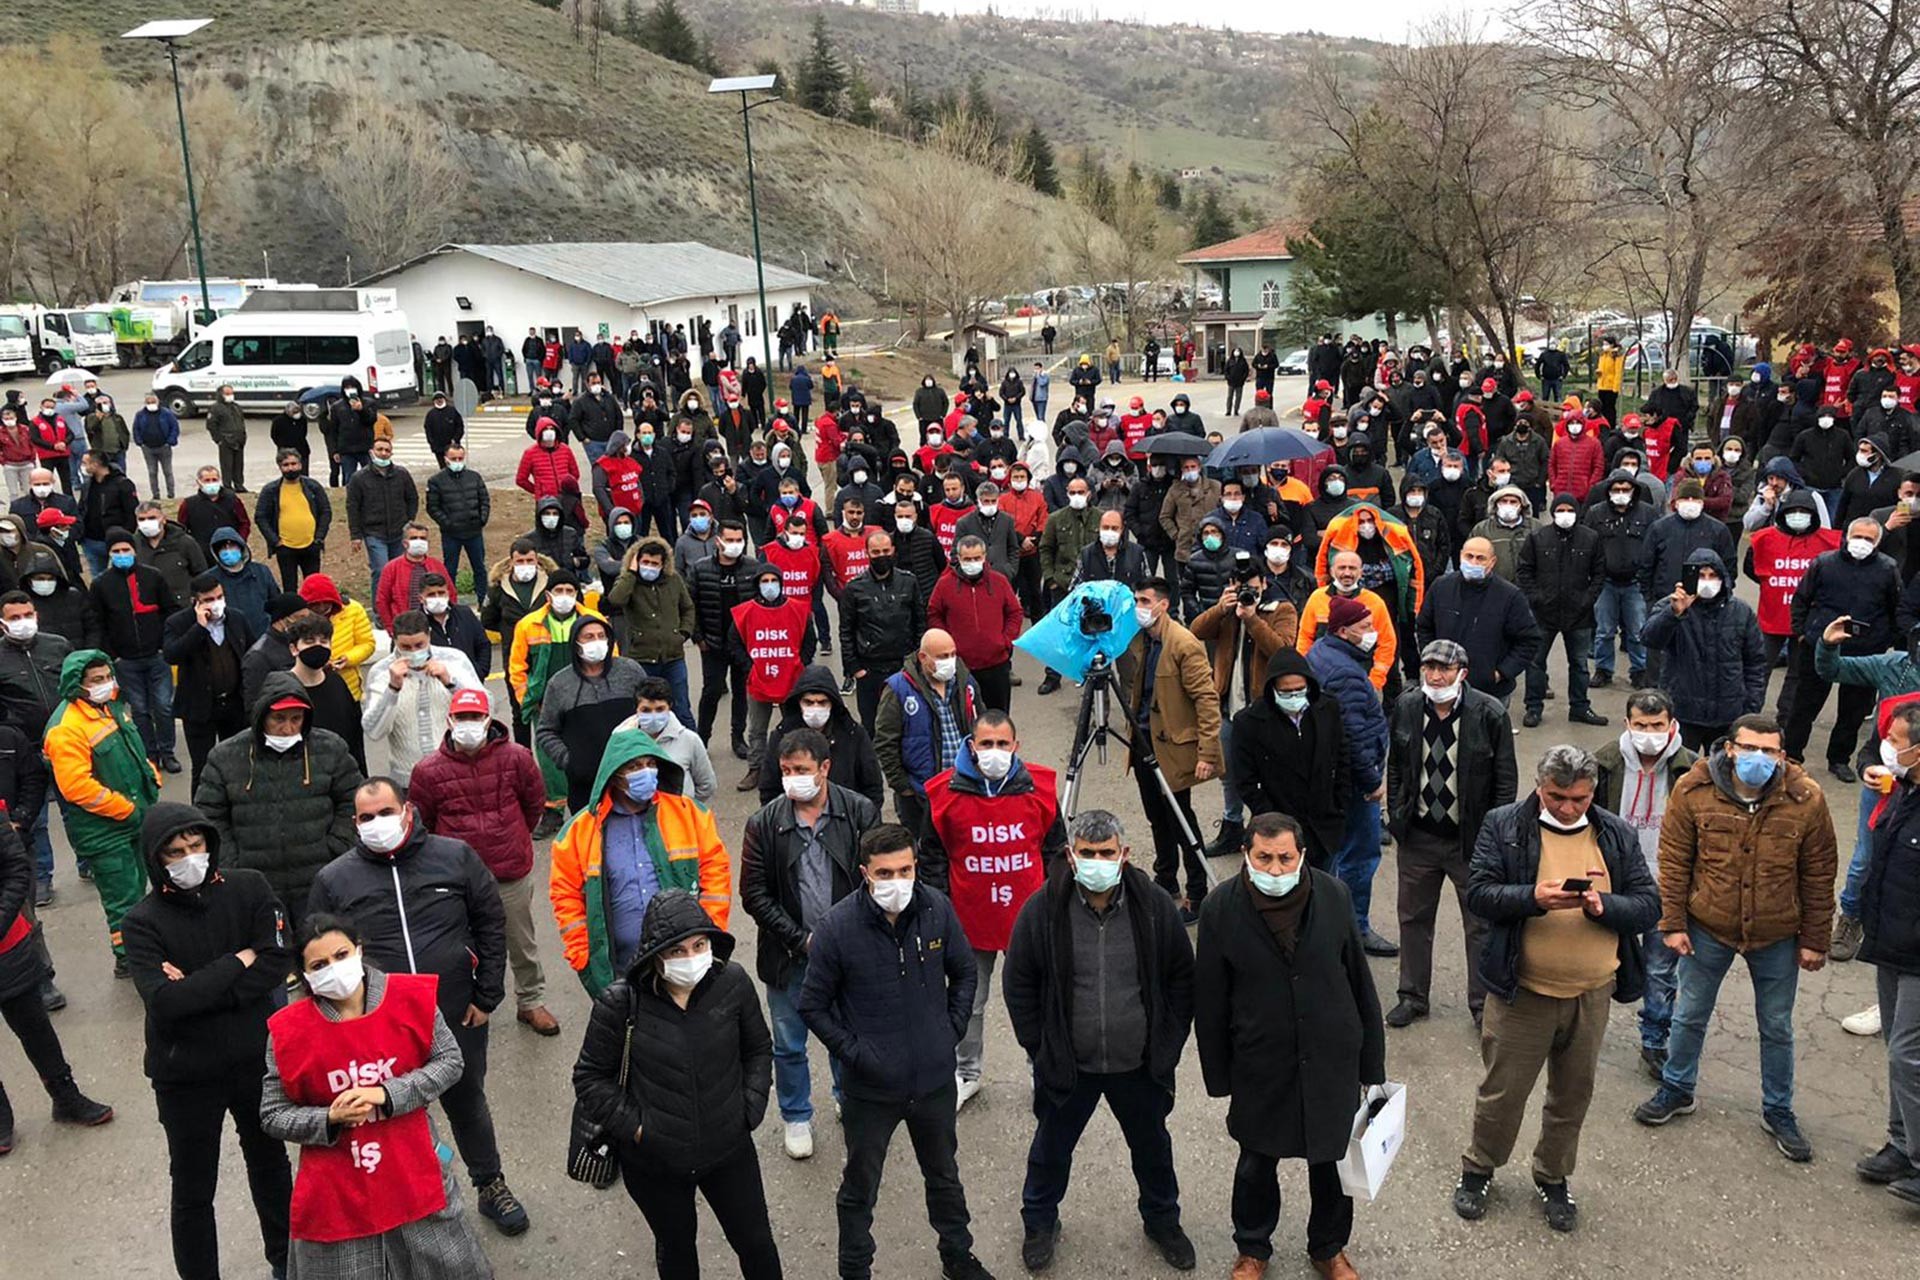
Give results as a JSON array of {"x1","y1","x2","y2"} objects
[
  {"x1": 754, "y1": 58, "x2": 787, "y2": 99},
  {"x1": 796, "y1": 13, "x2": 848, "y2": 119},
  {"x1": 848, "y1": 68, "x2": 877, "y2": 128},
  {"x1": 965, "y1": 71, "x2": 1003, "y2": 145},
  {"x1": 1188, "y1": 185, "x2": 1235, "y2": 249},
  {"x1": 1019, "y1": 122, "x2": 1060, "y2": 196},
  {"x1": 1155, "y1": 172, "x2": 1182, "y2": 211},
  {"x1": 621, "y1": 0, "x2": 642, "y2": 40},
  {"x1": 642, "y1": 0, "x2": 703, "y2": 68}
]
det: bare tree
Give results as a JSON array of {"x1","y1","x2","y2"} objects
[
  {"x1": 314, "y1": 88, "x2": 467, "y2": 277},
  {"x1": 1695, "y1": 0, "x2": 1920, "y2": 337},
  {"x1": 1520, "y1": 0, "x2": 1771, "y2": 375},
  {"x1": 870, "y1": 108, "x2": 1033, "y2": 351},
  {"x1": 1303, "y1": 17, "x2": 1589, "y2": 361},
  {"x1": 1061, "y1": 163, "x2": 1173, "y2": 350}
]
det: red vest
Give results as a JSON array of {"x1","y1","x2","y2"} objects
[
  {"x1": 595, "y1": 455, "x2": 645, "y2": 518},
  {"x1": 763, "y1": 538, "x2": 823, "y2": 609},
  {"x1": 1823, "y1": 357, "x2": 1861, "y2": 411},
  {"x1": 268, "y1": 973, "x2": 446, "y2": 1243},
  {"x1": 1643, "y1": 420, "x2": 1674, "y2": 480},
  {"x1": 1120, "y1": 413, "x2": 1154, "y2": 457},
  {"x1": 823, "y1": 526, "x2": 875, "y2": 589},
  {"x1": 1747, "y1": 526, "x2": 1842, "y2": 636},
  {"x1": 731, "y1": 597, "x2": 811, "y2": 702},
  {"x1": 929, "y1": 502, "x2": 974, "y2": 557},
  {"x1": 1901, "y1": 371, "x2": 1920, "y2": 413},
  {"x1": 926, "y1": 762, "x2": 1059, "y2": 952},
  {"x1": 768, "y1": 499, "x2": 820, "y2": 544}
]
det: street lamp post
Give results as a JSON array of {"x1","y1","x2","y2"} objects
[
  {"x1": 122, "y1": 18, "x2": 214, "y2": 326},
  {"x1": 709, "y1": 74, "x2": 780, "y2": 377}
]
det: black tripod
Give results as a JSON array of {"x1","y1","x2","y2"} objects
[{"x1": 1060, "y1": 652, "x2": 1214, "y2": 890}]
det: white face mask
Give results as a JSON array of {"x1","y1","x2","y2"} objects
[
  {"x1": 1355, "y1": 629, "x2": 1379, "y2": 652},
  {"x1": 1406, "y1": 493, "x2": 1426, "y2": 510},
  {"x1": 1849, "y1": 537, "x2": 1878, "y2": 560},
  {"x1": 1098, "y1": 529, "x2": 1121, "y2": 547},
  {"x1": 30, "y1": 484, "x2": 51, "y2": 498},
  {"x1": 262, "y1": 732, "x2": 302, "y2": 753},
  {"x1": 406, "y1": 538, "x2": 429, "y2": 558},
  {"x1": 1011, "y1": 478, "x2": 1029, "y2": 492},
  {"x1": 931, "y1": 655, "x2": 957, "y2": 682},
  {"x1": 87, "y1": 679, "x2": 117, "y2": 704},
  {"x1": 800, "y1": 705, "x2": 832, "y2": 730},
  {"x1": 1265, "y1": 545, "x2": 1290, "y2": 566},
  {"x1": 1552, "y1": 510, "x2": 1576, "y2": 529},
  {"x1": 579, "y1": 639, "x2": 610, "y2": 663},
  {"x1": 166, "y1": 852, "x2": 211, "y2": 890},
  {"x1": 3, "y1": 617, "x2": 35, "y2": 642},
  {"x1": 661, "y1": 951, "x2": 714, "y2": 988},
  {"x1": 450, "y1": 719, "x2": 490, "y2": 749},
  {"x1": 781, "y1": 772, "x2": 822, "y2": 802},
  {"x1": 1422, "y1": 675, "x2": 1462, "y2": 704},
  {"x1": 1858, "y1": 451, "x2": 1877, "y2": 468},
  {"x1": 305, "y1": 951, "x2": 364, "y2": 1002},
  {"x1": 1610, "y1": 490, "x2": 1633, "y2": 507},
  {"x1": 1496, "y1": 501, "x2": 1521, "y2": 522},
  {"x1": 1068, "y1": 493, "x2": 1088, "y2": 510},
  {"x1": 978, "y1": 503, "x2": 999, "y2": 518},
  {"x1": 975, "y1": 747, "x2": 1014, "y2": 779},
  {"x1": 1882, "y1": 738, "x2": 1913, "y2": 778},
  {"x1": 1695, "y1": 576, "x2": 1723, "y2": 599},
  {"x1": 869, "y1": 876, "x2": 914, "y2": 913},
  {"x1": 358, "y1": 812, "x2": 408, "y2": 854},
  {"x1": 137, "y1": 518, "x2": 161, "y2": 538},
  {"x1": 1135, "y1": 603, "x2": 1158, "y2": 629},
  {"x1": 1441, "y1": 466, "x2": 1463, "y2": 482},
  {"x1": 1629, "y1": 728, "x2": 1671, "y2": 756},
  {"x1": 549, "y1": 592, "x2": 578, "y2": 615},
  {"x1": 422, "y1": 595, "x2": 449, "y2": 616},
  {"x1": 1676, "y1": 500, "x2": 1704, "y2": 521},
  {"x1": 511, "y1": 562, "x2": 538, "y2": 583},
  {"x1": 959, "y1": 559, "x2": 984, "y2": 577}
]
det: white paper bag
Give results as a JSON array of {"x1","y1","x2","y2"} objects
[{"x1": 1334, "y1": 1083, "x2": 1407, "y2": 1202}]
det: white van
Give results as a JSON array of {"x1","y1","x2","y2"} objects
[{"x1": 151, "y1": 288, "x2": 418, "y2": 417}]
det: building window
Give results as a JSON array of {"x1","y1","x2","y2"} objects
[{"x1": 1259, "y1": 279, "x2": 1284, "y2": 310}]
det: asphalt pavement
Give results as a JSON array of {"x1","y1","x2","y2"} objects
[{"x1": 1, "y1": 367, "x2": 1910, "y2": 1279}]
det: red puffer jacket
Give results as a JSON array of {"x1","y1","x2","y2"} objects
[
  {"x1": 405, "y1": 722, "x2": 547, "y2": 881},
  {"x1": 516, "y1": 439, "x2": 579, "y2": 500}
]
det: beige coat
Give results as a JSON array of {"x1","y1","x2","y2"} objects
[{"x1": 1117, "y1": 616, "x2": 1224, "y2": 792}]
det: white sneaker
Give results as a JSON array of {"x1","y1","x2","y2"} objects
[
  {"x1": 1843, "y1": 1004, "x2": 1883, "y2": 1036},
  {"x1": 783, "y1": 1120, "x2": 814, "y2": 1159},
  {"x1": 955, "y1": 1076, "x2": 982, "y2": 1111}
]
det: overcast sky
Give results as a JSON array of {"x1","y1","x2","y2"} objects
[{"x1": 918, "y1": 1, "x2": 1501, "y2": 43}]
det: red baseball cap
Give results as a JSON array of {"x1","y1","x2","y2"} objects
[
  {"x1": 1480, "y1": 377, "x2": 1498, "y2": 394},
  {"x1": 267, "y1": 696, "x2": 307, "y2": 713},
  {"x1": 449, "y1": 688, "x2": 491, "y2": 717},
  {"x1": 34, "y1": 508, "x2": 75, "y2": 529}
]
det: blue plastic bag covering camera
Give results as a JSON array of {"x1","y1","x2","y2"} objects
[{"x1": 1013, "y1": 580, "x2": 1142, "y2": 683}]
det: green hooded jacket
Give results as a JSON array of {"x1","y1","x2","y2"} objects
[{"x1": 46, "y1": 647, "x2": 160, "y2": 858}]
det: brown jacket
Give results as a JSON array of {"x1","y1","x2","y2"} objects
[
  {"x1": 1116, "y1": 616, "x2": 1224, "y2": 792},
  {"x1": 1657, "y1": 754, "x2": 1837, "y2": 953},
  {"x1": 1189, "y1": 595, "x2": 1297, "y2": 703}
]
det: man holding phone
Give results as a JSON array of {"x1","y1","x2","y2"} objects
[{"x1": 1453, "y1": 744, "x2": 1659, "y2": 1233}]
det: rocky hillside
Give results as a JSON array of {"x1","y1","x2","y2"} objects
[{"x1": 16, "y1": 0, "x2": 1087, "y2": 293}]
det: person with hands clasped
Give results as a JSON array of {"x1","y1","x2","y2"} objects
[
  {"x1": 570, "y1": 890, "x2": 783, "y2": 1280},
  {"x1": 1633, "y1": 715, "x2": 1838, "y2": 1164},
  {"x1": 262, "y1": 913, "x2": 495, "y2": 1279}
]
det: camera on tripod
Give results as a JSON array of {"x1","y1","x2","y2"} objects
[{"x1": 1078, "y1": 595, "x2": 1114, "y2": 637}]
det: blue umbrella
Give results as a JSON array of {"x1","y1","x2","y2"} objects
[{"x1": 1206, "y1": 427, "x2": 1333, "y2": 472}]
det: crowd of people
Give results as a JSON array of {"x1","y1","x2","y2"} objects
[{"x1": 1, "y1": 323, "x2": 1915, "y2": 1280}]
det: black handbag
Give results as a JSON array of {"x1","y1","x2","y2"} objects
[{"x1": 565, "y1": 1010, "x2": 633, "y2": 1190}]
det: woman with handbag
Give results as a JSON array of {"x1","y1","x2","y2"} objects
[
  {"x1": 570, "y1": 888, "x2": 781, "y2": 1279},
  {"x1": 261, "y1": 913, "x2": 493, "y2": 1278}
]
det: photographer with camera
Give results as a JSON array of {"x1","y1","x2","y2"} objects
[
  {"x1": 1118, "y1": 580, "x2": 1223, "y2": 922},
  {"x1": 1192, "y1": 551, "x2": 1299, "y2": 856}
]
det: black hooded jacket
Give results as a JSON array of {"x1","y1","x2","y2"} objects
[
  {"x1": 573, "y1": 891, "x2": 773, "y2": 1175},
  {"x1": 1227, "y1": 649, "x2": 1352, "y2": 861},
  {"x1": 757, "y1": 665, "x2": 886, "y2": 808},
  {"x1": 121, "y1": 803, "x2": 292, "y2": 1083}
]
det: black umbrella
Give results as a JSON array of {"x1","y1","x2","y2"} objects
[
  {"x1": 1137, "y1": 432, "x2": 1212, "y2": 458},
  {"x1": 1206, "y1": 427, "x2": 1335, "y2": 471}
]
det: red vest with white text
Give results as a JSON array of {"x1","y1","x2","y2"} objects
[
  {"x1": 731, "y1": 596, "x2": 811, "y2": 703},
  {"x1": 926, "y1": 762, "x2": 1058, "y2": 952},
  {"x1": 1747, "y1": 525, "x2": 1842, "y2": 636},
  {"x1": 929, "y1": 502, "x2": 975, "y2": 558},
  {"x1": 763, "y1": 538, "x2": 823, "y2": 610}
]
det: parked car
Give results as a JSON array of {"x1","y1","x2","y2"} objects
[{"x1": 1277, "y1": 348, "x2": 1309, "y2": 376}]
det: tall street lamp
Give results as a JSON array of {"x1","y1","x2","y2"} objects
[
  {"x1": 708, "y1": 74, "x2": 780, "y2": 376},
  {"x1": 122, "y1": 18, "x2": 214, "y2": 325}
]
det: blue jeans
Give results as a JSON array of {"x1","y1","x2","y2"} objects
[
  {"x1": 363, "y1": 535, "x2": 402, "y2": 596},
  {"x1": 1218, "y1": 716, "x2": 1244, "y2": 826},
  {"x1": 1639, "y1": 927, "x2": 1679, "y2": 1050},
  {"x1": 337, "y1": 451, "x2": 371, "y2": 485},
  {"x1": 1033, "y1": 398, "x2": 1048, "y2": 427},
  {"x1": 1662, "y1": 928, "x2": 1800, "y2": 1117},
  {"x1": 584, "y1": 439, "x2": 607, "y2": 469},
  {"x1": 117, "y1": 654, "x2": 177, "y2": 757},
  {"x1": 639, "y1": 658, "x2": 694, "y2": 729},
  {"x1": 1591, "y1": 581, "x2": 1647, "y2": 675},
  {"x1": 1005, "y1": 398, "x2": 1024, "y2": 437},
  {"x1": 1333, "y1": 796, "x2": 1383, "y2": 933},
  {"x1": 29, "y1": 801, "x2": 51, "y2": 884},
  {"x1": 1842, "y1": 783, "x2": 1876, "y2": 918},
  {"x1": 440, "y1": 532, "x2": 487, "y2": 604},
  {"x1": 81, "y1": 539, "x2": 108, "y2": 578},
  {"x1": 766, "y1": 961, "x2": 842, "y2": 1123}
]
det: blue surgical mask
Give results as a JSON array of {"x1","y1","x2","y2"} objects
[
  {"x1": 637, "y1": 565, "x2": 661, "y2": 582},
  {"x1": 1071, "y1": 856, "x2": 1123, "y2": 893},
  {"x1": 217, "y1": 547, "x2": 244, "y2": 568},
  {"x1": 1692, "y1": 459, "x2": 1712, "y2": 475},
  {"x1": 1733, "y1": 749, "x2": 1777, "y2": 788},
  {"x1": 689, "y1": 516, "x2": 712, "y2": 534},
  {"x1": 109, "y1": 551, "x2": 135, "y2": 571},
  {"x1": 779, "y1": 493, "x2": 800, "y2": 507},
  {"x1": 624, "y1": 768, "x2": 659, "y2": 803},
  {"x1": 1274, "y1": 690, "x2": 1309, "y2": 715},
  {"x1": 1460, "y1": 561, "x2": 1488, "y2": 581},
  {"x1": 636, "y1": 711, "x2": 670, "y2": 736},
  {"x1": 1246, "y1": 857, "x2": 1302, "y2": 898},
  {"x1": 372, "y1": 455, "x2": 392, "y2": 468}
]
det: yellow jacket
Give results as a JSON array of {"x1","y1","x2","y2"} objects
[
  {"x1": 330, "y1": 598, "x2": 376, "y2": 699},
  {"x1": 1294, "y1": 586, "x2": 1396, "y2": 690},
  {"x1": 1596, "y1": 349, "x2": 1624, "y2": 394}
]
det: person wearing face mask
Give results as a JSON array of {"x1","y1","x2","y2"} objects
[
  {"x1": 1515, "y1": 496, "x2": 1607, "y2": 729},
  {"x1": 1157, "y1": 455, "x2": 1223, "y2": 570},
  {"x1": 177, "y1": 465, "x2": 254, "y2": 567},
  {"x1": 604, "y1": 537, "x2": 696, "y2": 725},
  {"x1": 1641, "y1": 549, "x2": 1768, "y2": 749},
  {"x1": 1742, "y1": 489, "x2": 1840, "y2": 717},
  {"x1": 1579, "y1": 472, "x2": 1657, "y2": 690},
  {"x1": 610, "y1": 675, "x2": 717, "y2": 804},
  {"x1": 1665, "y1": 444, "x2": 1733, "y2": 527},
  {"x1": 951, "y1": 479, "x2": 1021, "y2": 580},
  {"x1": 278, "y1": 613, "x2": 365, "y2": 772},
  {"x1": 725, "y1": 565, "x2": 816, "y2": 793},
  {"x1": 1414, "y1": 536, "x2": 1539, "y2": 708},
  {"x1": 1384, "y1": 641, "x2": 1517, "y2": 1032},
  {"x1": 1297, "y1": 547, "x2": 1399, "y2": 693},
  {"x1": 255, "y1": 447, "x2": 331, "y2": 591},
  {"x1": 307, "y1": 774, "x2": 528, "y2": 1234},
  {"x1": 795, "y1": 822, "x2": 994, "y2": 1280},
  {"x1": 1639, "y1": 368, "x2": 1699, "y2": 472},
  {"x1": 1451, "y1": 745, "x2": 1659, "y2": 1232},
  {"x1": 534, "y1": 616, "x2": 646, "y2": 809},
  {"x1": 204, "y1": 383, "x2": 251, "y2": 493},
  {"x1": 1590, "y1": 688, "x2": 1697, "y2": 1075},
  {"x1": 840, "y1": 528, "x2": 928, "y2": 729},
  {"x1": 1853, "y1": 375, "x2": 1917, "y2": 463},
  {"x1": 262, "y1": 910, "x2": 492, "y2": 1273},
  {"x1": 1788, "y1": 399, "x2": 1856, "y2": 516},
  {"x1": 753, "y1": 664, "x2": 885, "y2": 809},
  {"x1": 1228, "y1": 647, "x2": 1351, "y2": 872},
  {"x1": 571, "y1": 888, "x2": 783, "y2": 1278},
  {"x1": 408, "y1": 686, "x2": 555, "y2": 1037},
  {"x1": 673, "y1": 495, "x2": 721, "y2": 576},
  {"x1": 345, "y1": 436, "x2": 420, "y2": 596},
  {"x1": 1194, "y1": 811, "x2": 1386, "y2": 1280},
  {"x1": 1637, "y1": 480, "x2": 1736, "y2": 692},
  {"x1": 1716, "y1": 432, "x2": 1758, "y2": 539},
  {"x1": 873, "y1": 627, "x2": 980, "y2": 843},
  {"x1": 516, "y1": 413, "x2": 583, "y2": 505},
  {"x1": 86, "y1": 526, "x2": 181, "y2": 771},
  {"x1": 738, "y1": 728, "x2": 880, "y2": 1159},
  {"x1": 1394, "y1": 477, "x2": 1454, "y2": 589},
  {"x1": 1777, "y1": 518, "x2": 1901, "y2": 774},
  {"x1": 1304, "y1": 462, "x2": 1356, "y2": 534},
  {"x1": 10, "y1": 464, "x2": 77, "y2": 550},
  {"x1": 929, "y1": 534, "x2": 1025, "y2": 714},
  {"x1": 122, "y1": 801, "x2": 292, "y2": 1279},
  {"x1": 0, "y1": 405, "x2": 37, "y2": 505},
  {"x1": 372, "y1": 520, "x2": 452, "y2": 632},
  {"x1": 525, "y1": 493, "x2": 592, "y2": 579},
  {"x1": 1632, "y1": 715, "x2": 1835, "y2": 1165},
  {"x1": 163, "y1": 571, "x2": 261, "y2": 790},
  {"x1": 45, "y1": 651, "x2": 162, "y2": 975},
  {"x1": 920, "y1": 712, "x2": 1068, "y2": 1111},
  {"x1": 1547, "y1": 407, "x2": 1607, "y2": 505},
  {"x1": 1837, "y1": 434, "x2": 1904, "y2": 528}
]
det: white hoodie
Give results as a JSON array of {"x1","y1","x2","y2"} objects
[{"x1": 1616, "y1": 728, "x2": 1685, "y2": 874}]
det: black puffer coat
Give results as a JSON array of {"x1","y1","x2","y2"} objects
[
  {"x1": 193, "y1": 674, "x2": 363, "y2": 928},
  {"x1": 1516, "y1": 517, "x2": 1604, "y2": 630},
  {"x1": 425, "y1": 465, "x2": 491, "y2": 539},
  {"x1": 571, "y1": 891, "x2": 772, "y2": 1175},
  {"x1": 838, "y1": 565, "x2": 925, "y2": 673},
  {"x1": 1640, "y1": 549, "x2": 1768, "y2": 725},
  {"x1": 687, "y1": 550, "x2": 766, "y2": 651},
  {"x1": 121, "y1": 802, "x2": 291, "y2": 1083}
]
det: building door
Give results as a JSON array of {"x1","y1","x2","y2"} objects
[{"x1": 455, "y1": 320, "x2": 485, "y2": 343}]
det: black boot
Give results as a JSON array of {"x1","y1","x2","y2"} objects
[
  {"x1": 0, "y1": 1081, "x2": 14, "y2": 1155},
  {"x1": 1206, "y1": 819, "x2": 1246, "y2": 858},
  {"x1": 47, "y1": 1075, "x2": 112, "y2": 1128}
]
